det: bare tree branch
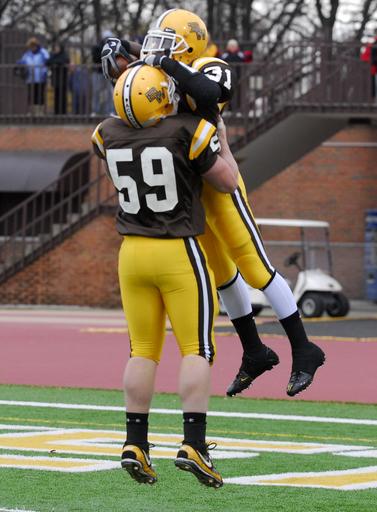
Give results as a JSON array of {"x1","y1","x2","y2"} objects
[{"x1": 355, "y1": 0, "x2": 377, "y2": 41}]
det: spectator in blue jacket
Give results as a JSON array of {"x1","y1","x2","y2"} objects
[
  {"x1": 69, "y1": 63, "x2": 90, "y2": 115},
  {"x1": 17, "y1": 37, "x2": 49, "y2": 115}
]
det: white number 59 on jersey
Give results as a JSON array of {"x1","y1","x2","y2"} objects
[{"x1": 107, "y1": 147, "x2": 178, "y2": 214}]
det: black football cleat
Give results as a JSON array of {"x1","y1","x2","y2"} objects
[
  {"x1": 226, "y1": 345, "x2": 280, "y2": 397},
  {"x1": 287, "y1": 341, "x2": 326, "y2": 397}
]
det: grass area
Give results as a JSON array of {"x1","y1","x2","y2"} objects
[{"x1": 0, "y1": 385, "x2": 376, "y2": 512}]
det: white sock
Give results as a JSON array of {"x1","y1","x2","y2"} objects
[
  {"x1": 218, "y1": 272, "x2": 252, "y2": 320},
  {"x1": 263, "y1": 272, "x2": 298, "y2": 320}
]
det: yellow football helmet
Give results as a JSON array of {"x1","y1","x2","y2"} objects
[
  {"x1": 113, "y1": 64, "x2": 177, "y2": 128},
  {"x1": 141, "y1": 8, "x2": 208, "y2": 65}
]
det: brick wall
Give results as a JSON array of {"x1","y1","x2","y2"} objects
[
  {"x1": 247, "y1": 123, "x2": 377, "y2": 298},
  {"x1": 1, "y1": 215, "x2": 122, "y2": 307},
  {"x1": 0, "y1": 125, "x2": 94, "y2": 151},
  {"x1": 248, "y1": 124, "x2": 377, "y2": 241}
]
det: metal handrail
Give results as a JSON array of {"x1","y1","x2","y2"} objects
[
  {"x1": 228, "y1": 42, "x2": 375, "y2": 150},
  {"x1": 0, "y1": 153, "x2": 90, "y2": 224},
  {"x1": 0, "y1": 152, "x2": 117, "y2": 283},
  {"x1": 1, "y1": 42, "x2": 374, "y2": 123}
]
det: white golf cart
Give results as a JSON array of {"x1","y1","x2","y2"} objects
[{"x1": 220, "y1": 218, "x2": 350, "y2": 318}]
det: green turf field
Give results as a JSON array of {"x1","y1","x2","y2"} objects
[{"x1": 0, "y1": 385, "x2": 376, "y2": 512}]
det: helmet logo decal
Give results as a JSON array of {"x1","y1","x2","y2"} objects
[
  {"x1": 188, "y1": 22, "x2": 206, "y2": 40},
  {"x1": 145, "y1": 87, "x2": 165, "y2": 103}
]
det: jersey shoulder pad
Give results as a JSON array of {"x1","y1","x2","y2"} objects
[
  {"x1": 190, "y1": 56, "x2": 229, "y2": 72},
  {"x1": 91, "y1": 122, "x2": 105, "y2": 158},
  {"x1": 188, "y1": 118, "x2": 217, "y2": 160}
]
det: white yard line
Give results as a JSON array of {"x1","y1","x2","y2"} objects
[
  {"x1": 0, "y1": 400, "x2": 377, "y2": 426},
  {"x1": 0, "y1": 509, "x2": 37, "y2": 512}
]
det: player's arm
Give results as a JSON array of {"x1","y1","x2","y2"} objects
[
  {"x1": 202, "y1": 155, "x2": 238, "y2": 193},
  {"x1": 189, "y1": 119, "x2": 238, "y2": 193},
  {"x1": 215, "y1": 117, "x2": 239, "y2": 173},
  {"x1": 202, "y1": 120, "x2": 238, "y2": 193},
  {"x1": 126, "y1": 40, "x2": 142, "y2": 58},
  {"x1": 144, "y1": 54, "x2": 221, "y2": 107},
  {"x1": 91, "y1": 123, "x2": 106, "y2": 160},
  {"x1": 91, "y1": 123, "x2": 116, "y2": 184},
  {"x1": 192, "y1": 59, "x2": 234, "y2": 104}
]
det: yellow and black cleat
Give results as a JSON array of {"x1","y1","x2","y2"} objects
[
  {"x1": 121, "y1": 444, "x2": 157, "y2": 485},
  {"x1": 175, "y1": 443, "x2": 223, "y2": 488}
]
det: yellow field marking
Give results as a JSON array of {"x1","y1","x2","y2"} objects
[
  {"x1": 0, "y1": 416, "x2": 125, "y2": 429},
  {"x1": 1, "y1": 417, "x2": 376, "y2": 445},
  {"x1": 0, "y1": 429, "x2": 261, "y2": 464},
  {"x1": 0, "y1": 426, "x2": 375, "y2": 480},
  {"x1": 225, "y1": 466, "x2": 377, "y2": 490},
  {"x1": 0, "y1": 429, "x2": 367, "y2": 457},
  {"x1": 208, "y1": 428, "x2": 377, "y2": 445},
  {"x1": 0, "y1": 454, "x2": 118, "y2": 472}
]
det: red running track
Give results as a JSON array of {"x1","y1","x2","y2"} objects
[{"x1": 1, "y1": 309, "x2": 376, "y2": 403}]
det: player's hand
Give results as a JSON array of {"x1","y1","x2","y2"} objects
[
  {"x1": 142, "y1": 54, "x2": 166, "y2": 68},
  {"x1": 101, "y1": 38, "x2": 132, "y2": 82}
]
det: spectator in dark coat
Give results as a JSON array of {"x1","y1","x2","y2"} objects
[
  {"x1": 221, "y1": 39, "x2": 245, "y2": 65},
  {"x1": 221, "y1": 39, "x2": 245, "y2": 111},
  {"x1": 47, "y1": 43, "x2": 70, "y2": 114}
]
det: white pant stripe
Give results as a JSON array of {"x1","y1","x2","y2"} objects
[
  {"x1": 234, "y1": 190, "x2": 275, "y2": 273},
  {"x1": 188, "y1": 237, "x2": 211, "y2": 360}
]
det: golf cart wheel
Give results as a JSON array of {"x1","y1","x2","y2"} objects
[
  {"x1": 299, "y1": 293, "x2": 325, "y2": 318},
  {"x1": 326, "y1": 293, "x2": 350, "y2": 317}
]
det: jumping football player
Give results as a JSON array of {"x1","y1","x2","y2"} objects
[
  {"x1": 92, "y1": 64, "x2": 239, "y2": 487},
  {"x1": 100, "y1": 9, "x2": 325, "y2": 398}
]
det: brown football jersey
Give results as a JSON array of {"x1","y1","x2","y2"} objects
[{"x1": 91, "y1": 114, "x2": 219, "y2": 238}]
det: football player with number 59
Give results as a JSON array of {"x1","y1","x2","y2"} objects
[{"x1": 101, "y1": 8, "x2": 325, "y2": 399}]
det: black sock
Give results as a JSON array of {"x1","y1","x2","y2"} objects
[
  {"x1": 280, "y1": 310, "x2": 309, "y2": 352},
  {"x1": 125, "y1": 412, "x2": 149, "y2": 451},
  {"x1": 231, "y1": 313, "x2": 264, "y2": 356},
  {"x1": 183, "y1": 412, "x2": 206, "y2": 452}
]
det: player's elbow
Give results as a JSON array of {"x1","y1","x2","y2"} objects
[
  {"x1": 216, "y1": 172, "x2": 238, "y2": 193},
  {"x1": 203, "y1": 158, "x2": 238, "y2": 193}
]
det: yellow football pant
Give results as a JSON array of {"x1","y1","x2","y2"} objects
[
  {"x1": 118, "y1": 236, "x2": 217, "y2": 363},
  {"x1": 201, "y1": 174, "x2": 275, "y2": 290}
]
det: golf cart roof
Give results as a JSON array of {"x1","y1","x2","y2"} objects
[{"x1": 256, "y1": 218, "x2": 330, "y2": 228}]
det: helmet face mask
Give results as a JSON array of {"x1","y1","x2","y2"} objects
[
  {"x1": 113, "y1": 64, "x2": 178, "y2": 129},
  {"x1": 141, "y1": 29, "x2": 190, "y2": 60}
]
